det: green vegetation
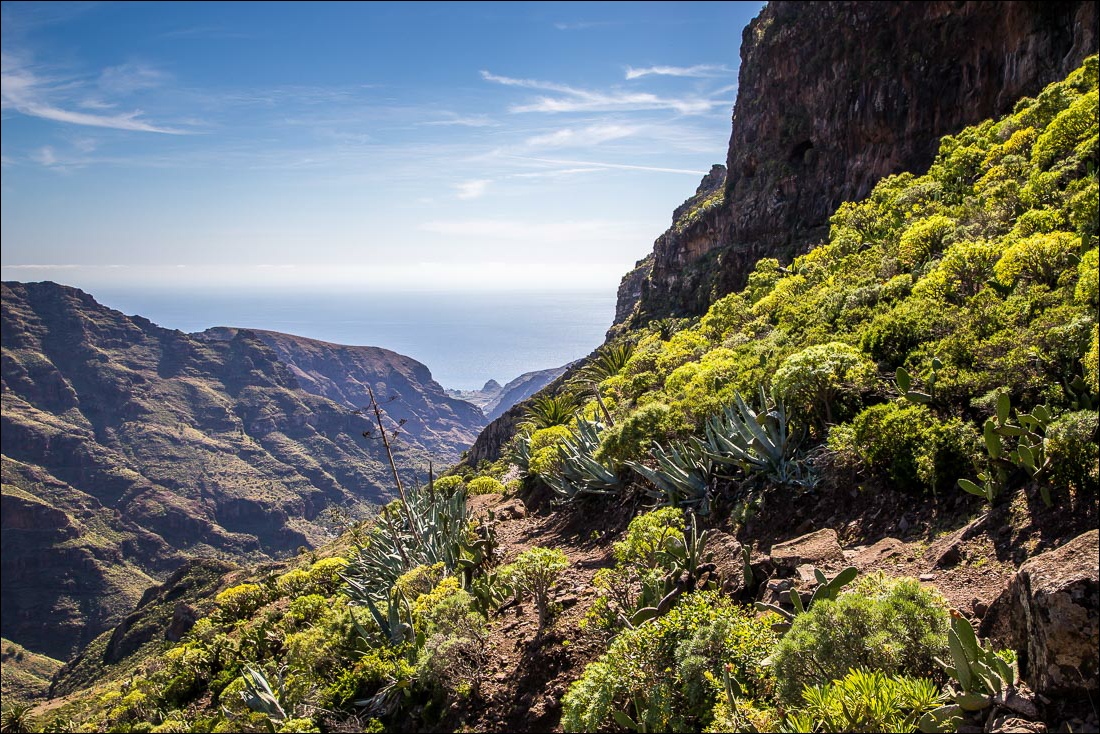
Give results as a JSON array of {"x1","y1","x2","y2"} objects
[
  {"x1": 506, "y1": 54, "x2": 1098, "y2": 515},
  {"x1": 21, "y1": 54, "x2": 1099, "y2": 734}
]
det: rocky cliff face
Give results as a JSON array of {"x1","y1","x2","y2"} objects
[
  {"x1": 617, "y1": 0, "x2": 1098, "y2": 326},
  {"x1": 0, "y1": 281, "x2": 485, "y2": 661}
]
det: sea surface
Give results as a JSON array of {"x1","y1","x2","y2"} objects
[{"x1": 92, "y1": 288, "x2": 618, "y2": 390}]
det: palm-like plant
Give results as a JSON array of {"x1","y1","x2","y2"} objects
[
  {"x1": 524, "y1": 391, "x2": 582, "y2": 429},
  {"x1": 576, "y1": 342, "x2": 635, "y2": 383},
  {"x1": 0, "y1": 704, "x2": 34, "y2": 734}
]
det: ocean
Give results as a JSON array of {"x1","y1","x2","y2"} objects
[{"x1": 91, "y1": 287, "x2": 618, "y2": 391}]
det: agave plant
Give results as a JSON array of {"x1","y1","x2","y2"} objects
[
  {"x1": 627, "y1": 439, "x2": 716, "y2": 514},
  {"x1": 700, "y1": 388, "x2": 811, "y2": 487},
  {"x1": 549, "y1": 419, "x2": 623, "y2": 502},
  {"x1": 342, "y1": 481, "x2": 469, "y2": 604},
  {"x1": 239, "y1": 665, "x2": 288, "y2": 731}
]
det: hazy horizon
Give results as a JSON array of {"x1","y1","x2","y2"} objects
[{"x1": 73, "y1": 282, "x2": 618, "y2": 391}]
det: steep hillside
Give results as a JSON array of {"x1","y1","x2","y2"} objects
[
  {"x1": 0, "y1": 282, "x2": 478, "y2": 663},
  {"x1": 200, "y1": 327, "x2": 486, "y2": 459},
  {"x1": 616, "y1": 0, "x2": 1098, "y2": 327}
]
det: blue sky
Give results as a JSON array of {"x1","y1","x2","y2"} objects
[{"x1": 1, "y1": 1, "x2": 764, "y2": 293}]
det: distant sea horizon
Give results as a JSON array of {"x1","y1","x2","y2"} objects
[{"x1": 86, "y1": 286, "x2": 618, "y2": 391}]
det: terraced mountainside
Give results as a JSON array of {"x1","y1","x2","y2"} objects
[{"x1": 0, "y1": 281, "x2": 484, "y2": 662}]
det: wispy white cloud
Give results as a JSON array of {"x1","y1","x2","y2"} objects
[
  {"x1": 98, "y1": 62, "x2": 167, "y2": 95},
  {"x1": 30, "y1": 146, "x2": 57, "y2": 167},
  {"x1": 523, "y1": 123, "x2": 637, "y2": 149},
  {"x1": 625, "y1": 64, "x2": 732, "y2": 80},
  {"x1": 509, "y1": 155, "x2": 705, "y2": 176},
  {"x1": 480, "y1": 70, "x2": 721, "y2": 115},
  {"x1": 420, "y1": 112, "x2": 498, "y2": 128},
  {"x1": 0, "y1": 53, "x2": 189, "y2": 134},
  {"x1": 552, "y1": 20, "x2": 618, "y2": 31},
  {"x1": 455, "y1": 179, "x2": 490, "y2": 199}
]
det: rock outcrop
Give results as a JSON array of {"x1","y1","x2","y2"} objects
[
  {"x1": 616, "y1": 0, "x2": 1098, "y2": 326},
  {"x1": 982, "y1": 530, "x2": 1099, "y2": 696}
]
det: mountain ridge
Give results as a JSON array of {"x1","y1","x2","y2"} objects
[{"x1": 0, "y1": 280, "x2": 487, "y2": 662}]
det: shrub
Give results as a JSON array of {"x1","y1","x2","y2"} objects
[
  {"x1": 595, "y1": 402, "x2": 677, "y2": 465},
  {"x1": 994, "y1": 231, "x2": 1080, "y2": 288},
  {"x1": 771, "y1": 574, "x2": 951, "y2": 704},
  {"x1": 561, "y1": 592, "x2": 778, "y2": 733},
  {"x1": 828, "y1": 402, "x2": 979, "y2": 494},
  {"x1": 432, "y1": 475, "x2": 465, "y2": 495},
  {"x1": 499, "y1": 547, "x2": 570, "y2": 636},
  {"x1": 287, "y1": 594, "x2": 328, "y2": 626},
  {"x1": 897, "y1": 214, "x2": 957, "y2": 268},
  {"x1": 783, "y1": 669, "x2": 942, "y2": 733},
  {"x1": 614, "y1": 507, "x2": 684, "y2": 570},
  {"x1": 1076, "y1": 247, "x2": 1099, "y2": 308},
  {"x1": 466, "y1": 476, "x2": 505, "y2": 495},
  {"x1": 772, "y1": 342, "x2": 878, "y2": 427},
  {"x1": 1045, "y1": 410, "x2": 1099, "y2": 495},
  {"x1": 214, "y1": 583, "x2": 267, "y2": 620}
]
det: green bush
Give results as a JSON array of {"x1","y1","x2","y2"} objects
[
  {"x1": 561, "y1": 592, "x2": 778, "y2": 733},
  {"x1": 772, "y1": 574, "x2": 951, "y2": 704},
  {"x1": 614, "y1": 507, "x2": 684, "y2": 570},
  {"x1": 773, "y1": 342, "x2": 878, "y2": 428},
  {"x1": 499, "y1": 547, "x2": 570, "y2": 636},
  {"x1": 432, "y1": 475, "x2": 465, "y2": 495},
  {"x1": 596, "y1": 402, "x2": 677, "y2": 465},
  {"x1": 828, "y1": 402, "x2": 979, "y2": 493},
  {"x1": 1045, "y1": 410, "x2": 1099, "y2": 494},
  {"x1": 466, "y1": 476, "x2": 505, "y2": 495},
  {"x1": 214, "y1": 583, "x2": 267, "y2": 621}
]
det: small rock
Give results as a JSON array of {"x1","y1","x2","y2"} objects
[
  {"x1": 999, "y1": 689, "x2": 1039, "y2": 720},
  {"x1": 972, "y1": 598, "x2": 989, "y2": 618},
  {"x1": 770, "y1": 528, "x2": 845, "y2": 571},
  {"x1": 988, "y1": 715, "x2": 1046, "y2": 733},
  {"x1": 936, "y1": 542, "x2": 963, "y2": 569},
  {"x1": 919, "y1": 573, "x2": 936, "y2": 582},
  {"x1": 496, "y1": 499, "x2": 528, "y2": 520},
  {"x1": 849, "y1": 537, "x2": 905, "y2": 571},
  {"x1": 795, "y1": 564, "x2": 820, "y2": 585}
]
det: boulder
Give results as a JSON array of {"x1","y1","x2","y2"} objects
[
  {"x1": 704, "y1": 530, "x2": 747, "y2": 595},
  {"x1": 847, "y1": 537, "x2": 906, "y2": 571},
  {"x1": 769, "y1": 528, "x2": 845, "y2": 572},
  {"x1": 982, "y1": 530, "x2": 1098, "y2": 696}
]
